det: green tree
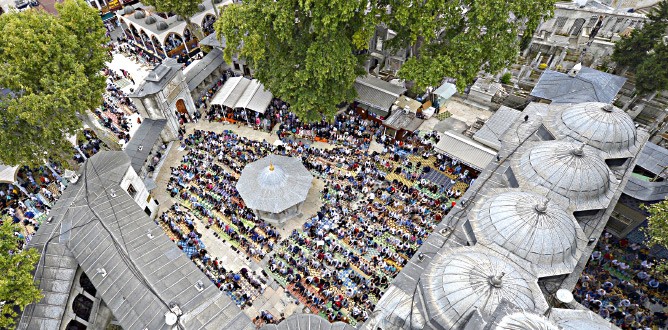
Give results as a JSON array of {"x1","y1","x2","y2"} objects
[
  {"x1": 0, "y1": 0, "x2": 109, "y2": 167},
  {"x1": 612, "y1": 1, "x2": 668, "y2": 94},
  {"x1": 643, "y1": 198, "x2": 668, "y2": 250},
  {"x1": 380, "y1": 0, "x2": 556, "y2": 92},
  {"x1": 142, "y1": 0, "x2": 205, "y2": 40},
  {"x1": 0, "y1": 220, "x2": 42, "y2": 329},
  {"x1": 216, "y1": 0, "x2": 373, "y2": 122}
]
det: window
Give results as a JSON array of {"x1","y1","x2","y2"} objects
[
  {"x1": 127, "y1": 184, "x2": 137, "y2": 198},
  {"x1": 146, "y1": 194, "x2": 152, "y2": 203},
  {"x1": 144, "y1": 207, "x2": 152, "y2": 217},
  {"x1": 376, "y1": 37, "x2": 384, "y2": 51}
]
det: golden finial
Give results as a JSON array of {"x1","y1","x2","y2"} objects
[{"x1": 269, "y1": 162, "x2": 274, "y2": 171}]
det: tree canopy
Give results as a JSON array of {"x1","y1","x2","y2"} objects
[
  {"x1": 0, "y1": 0, "x2": 109, "y2": 167},
  {"x1": 0, "y1": 219, "x2": 42, "y2": 329},
  {"x1": 643, "y1": 198, "x2": 668, "y2": 251},
  {"x1": 381, "y1": 0, "x2": 556, "y2": 92},
  {"x1": 216, "y1": 0, "x2": 372, "y2": 122},
  {"x1": 613, "y1": 1, "x2": 668, "y2": 94},
  {"x1": 216, "y1": 0, "x2": 555, "y2": 122}
]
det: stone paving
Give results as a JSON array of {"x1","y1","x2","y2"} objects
[{"x1": 151, "y1": 120, "x2": 332, "y2": 322}]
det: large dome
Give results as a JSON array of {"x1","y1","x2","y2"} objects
[
  {"x1": 470, "y1": 191, "x2": 586, "y2": 277},
  {"x1": 555, "y1": 102, "x2": 637, "y2": 158},
  {"x1": 495, "y1": 312, "x2": 559, "y2": 330},
  {"x1": 513, "y1": 141, "x2": 617, "y2": 210},
  {"x1": 420, "y1": 246, "x2": 545, "y2": 329}
]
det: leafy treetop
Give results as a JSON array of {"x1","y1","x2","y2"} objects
[{"x1": 0, "y1": 0, "x2": 109, "y2": 167}]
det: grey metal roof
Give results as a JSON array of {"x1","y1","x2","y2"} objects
[
  {"x1": 382, "y1": 110, "x2": 424, "y2": 131},
  {"x1": 185, "y1": 48, "x2": 226, "y2": 91},
  {"x1": 468, "y1": 190, "x2": 587, "y2": 277},
  {"x1": 512, "y1": 141, "x2": 620, "y2": 211},
  {"x1": 495, "y1": 312, "x2": 560, "y2": 330},
  {"x1": 129, "y1": 59, "x2": 182, "y2": 98},
  {"x1": 622, "y1": 176, "x2": 668, "y2": 202},
  {"x1": 420, "y1": 246, "x2": 548, "y2": 330},
  {"x1": 21, "y1": 151, "x2": 252, "y2": 330},
  {"x1": 636, "y1": 142, "x2": 668, "y2": 177},
  {"x1": 530, "y1": 67, "x2": 626, "y2": 104},
  {"x1": 473, "y1": 106, "x2": 522, "y2": 150},
  {"x1": 199, "y1": 32, "x2": 226, "y2": 48},
  {"x1": 550, "y1": 102, "x2": 637, "y2": 158},
  {"x1": 433, "y1": 117, "x2": 468, "y2": 134},
  {"x1": 124, "y1": 119, "x2": 167, "y2": 174},
  {"x1": 19, "y1": 242, "x2": 77, "y2": 330},
  {"x1": 260, "y1": 314, "x2": 355, "y2": 330},
  {"x1": 354, "y1": 75, "x2": 405, "y2": 112},
  {"x1": 434, "y1": 131, "x2": 497, "y2": 171},
  {"x1": 236, "y1": 154, "x2": 313, "y2": 213},
  {"x1": 549, "y1": 308, "x2": 616, "y2": 330}
]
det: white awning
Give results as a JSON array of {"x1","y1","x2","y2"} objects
[
  {"x1": 232, "y1": 79, "x2": 273, "y2": 114},
  {"x1": 434, "y1": 131, "x2": 496, "y2": 171},
  {"x1": 0, "y1": 165, "x2": 19, "y2": 184},
  {"x1": 222, "y1": 77, "x2": 251, "y2": 108},
  {"x1": 210, "y1": 77, "x2": 250, "y2": 107}
]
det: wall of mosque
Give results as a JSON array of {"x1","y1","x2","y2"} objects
[{"x1": 119, "y1": 166, "x2": 159, "y2": 218}]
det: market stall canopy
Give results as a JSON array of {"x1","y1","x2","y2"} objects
[
  {"x1": 210, "y1": 76, "x2": 251, "y2": 107},
  {"x1": 433, "y1": 82, "x2": 457, "y2": 104},
  {"x1": 434, "y1": 131, "x2": 496, "y2": 170},
  {"x1": 234, "y1": 79, "x2": 273, "y2": 114},
  {"x1": 393, "y1": 95, "x2": 422, "y2": 113},
  {"x1": 0, "y1": 165, "x2": 19, "y2": 184},
  {"x1": 236, "y1": 155, "x2": 313, "y2": 213}
]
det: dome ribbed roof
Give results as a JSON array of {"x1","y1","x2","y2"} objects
[
  {"x1": 236, "y1": 154, "x2": 313, "y2": 213},
  {"x1": 156, "y1": 21, "x2": 168, "y2": 31},
  {"x1": 495, "y1": 312, "x2": 559, "y2": 330},
  {"x1": 470, "y1": 191, "x2": 586, "y2": 277},
  {"x1": 513, "y1": 141, "x2": 616, "y2": 210},
  {"x1": 421, "y1": 246, "x2": 543, "y2": 329},
  {"x1": 123, "y1": 6, "x2": 135, "y2": 15},
  {"x1": 556, "y1": 102, "x2": 636, "y2": 157},
  {"x1": 134, "y1": 10, "x2": 145, "y2": 19}
]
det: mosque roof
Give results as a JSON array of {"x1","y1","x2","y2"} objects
[
  {"x1": 236, "y1": 154, "x2": 313, "y2": 213},
  {"x1": 512, "y1": 141, "x2": 619, "y2": 211},
  {"x1": 550, "y1": 102, "x2": 637, "y2": 158},
  {"x1": 419, "y1": 246, "x2": 548, "y2": 329},
  {"x1": 261, "y1": 314, "x2": 354, "y2": 330},
  {"x1": 495, "y1": 311, "x2": 560, "y2": 330},
  {"x1": 469, "y1": 190, "x2": 587, "y2": 277},
  {"x1": 550, "y1": 308, "x2": 616, "y2": 330},
  {"x1": 530, "y1": 67, "x2": 626, "y2": 104}
]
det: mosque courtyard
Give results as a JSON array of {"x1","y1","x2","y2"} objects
[{"x1": 149, "y1": 119, "x2": 476, "y2": 327}]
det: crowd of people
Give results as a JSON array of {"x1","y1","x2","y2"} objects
[
  {"x1": 575, "y1": 231, "x2": 668, "y2": 329},
  {"x1": 157, "y1": 122, "x2": 477, "y2": 325}
]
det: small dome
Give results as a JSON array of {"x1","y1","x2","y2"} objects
[
  {"x1": 421, "y1": 246, "x2": 542, "y2": 329},
  {"x1": 470, "y1": 191, "x2": 586, "y2": 276},
  {"x1": 513, "y1": 141, "x2": 616, "y2": 210},
  {"x1": 257, "y1": 165, "x2": 288, "y2": 188},
  {"x1": 213, "y1": 0, "x2": 223, "y2": 3},
  {"x1": 197, "y1": 3, "x2": 206, "y2": 12},
  {"x1": 123, "y1": 6, "x2": 135, "y2": 15},
  {"x1": 556, "y1": 102, "x2": 637, "y2": 157},
  {"x1": 134, "y1": 10, "x2": 145, "y2": 19},
  {"x1": 495, "y1": 312, "x2": 559, "y2": 330},
  {"x1": 176, "y1": 15, "x2": 184, "y2": 21},
  {"x1": 156, "y1": 21, "x2": 168, "y2": 31},
  {"x1": 145, "y1": 16, "x2": 157, "y2": 24}
]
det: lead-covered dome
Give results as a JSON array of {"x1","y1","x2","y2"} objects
[
  {"x1": 555, "y1": 102, "x2": 637, "y2": 158},
  {"x1": 469, "y1": 191, "x2": 586, "y2": 277},
  {"x1": 420, "y1": 246, "x2": 546, "y2": 329},
  {"x1": 513, "y1": 141, "x2": 618, "y2": 211},
  {"x1": 236, "y1": 154, "x2": 313, "y2": 213},
  {"x1": 495, "y1": 312, "x2": 559, "y2": 330}
]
